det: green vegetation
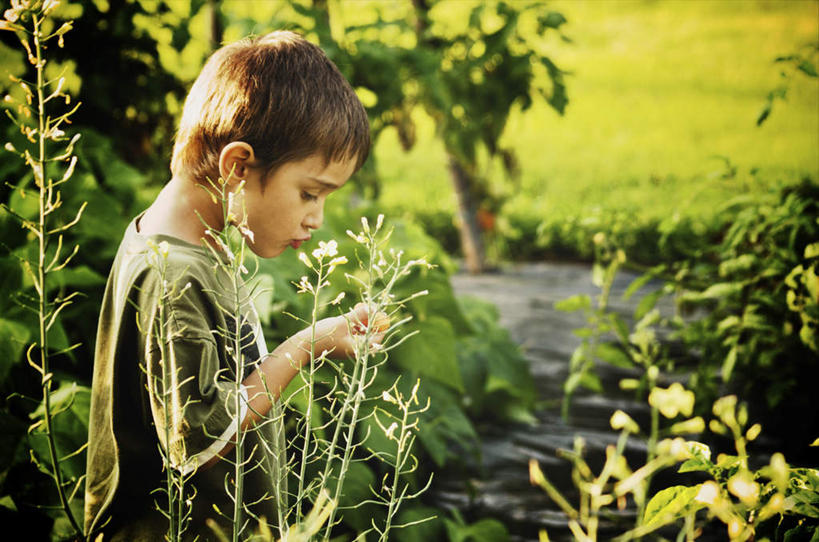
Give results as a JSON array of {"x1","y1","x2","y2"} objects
[
  {"x1": 376, "y1": 0, "x2": 818, "y2": 261},
  {"x1": 0, "y1": 0, "x2": 817, "y2": 540}
]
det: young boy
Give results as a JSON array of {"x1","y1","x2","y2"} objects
[{"x1": 84, "y1": 31, "x2": 381, "y2": 541}]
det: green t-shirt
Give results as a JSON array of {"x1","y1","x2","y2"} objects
[{"x1": 84, "y1": 217, "x2": 286, "y2": 541}]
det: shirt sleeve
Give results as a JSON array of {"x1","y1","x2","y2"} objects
[
  {"x1": 135, "y1": 259, "x2": 255, "y2": 475},
  {"x1": 144, "y1": 335, "x2": 249, "y2": 474}
]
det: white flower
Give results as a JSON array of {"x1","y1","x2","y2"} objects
[
  {"x1": 296, "y1": 275, "x2": 314, "y2": 294},
  {"x1": 238, "y1": 224, "x2": 255, "y2": 244},
  {"x1": 385, "y1": 422, "x2": 398, "y2": 439},
  {"x1": 312, "y1": 240, "x2": 338, "y2": 260},
  {"x1": 346, "y1": 229, "x2": 366, "y2": 243}
]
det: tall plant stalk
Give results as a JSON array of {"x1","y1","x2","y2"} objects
[
  {"x1": 144, "y1": 239, "x2": 197, "y2": 542},
  {"x1": 2, "y1": 1, "x2": 84, "y2": 538},
  {"x1": 199, "y1": 176, "x2": 258, "y2": 541}
]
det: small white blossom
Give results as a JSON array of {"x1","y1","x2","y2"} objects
[
  {"x1": 238, "y1": 223, "x2": 255, "y2": 244},
  {"x1": 385, "y1": 422, "x2": 398, "y2": 440},
  {"x1": 312, "y1": 240, "x2": 338, "y2": 260},
  {"x1": 346, "y1": 229, "x2": 367, "y2": 243},
  {"x1": 296, "y1": 275, "x2": 314, "y2": 294}
]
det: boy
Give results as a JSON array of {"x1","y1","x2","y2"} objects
[{"x1": 84, "y1": 31, "x2": 382, "y2": 541}]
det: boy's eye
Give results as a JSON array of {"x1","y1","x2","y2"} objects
[{"x1": 301, "y1": 191, "x2": 318, "y2": 202}]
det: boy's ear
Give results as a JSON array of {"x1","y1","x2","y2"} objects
[{"x1": 218, "y1": 141, "x2": 256, "y2": 183}]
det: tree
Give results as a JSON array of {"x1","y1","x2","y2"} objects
[{"x1": 408, "y1": 0, "x2": 569, "y2": 273}]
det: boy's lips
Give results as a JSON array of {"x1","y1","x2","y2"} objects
[{"x1": 290, "y1": 237, "x2": 310, "y2": 249}]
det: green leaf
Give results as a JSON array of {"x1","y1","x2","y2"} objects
[
  {"x1": 635, "y1": 289, "x2": 664, "y2": 321},
  {"x1": 595, "y1": 342, "x2": 633, "y2": 368},
  {"x1": 785, "y1": 490, "x2": 819, "y2": 519},
  {"x1": 805, "y1": 243, "x2": 819, "y2": 259},
  {"x1": 415, "y1": 382, "x2": 477, "y2": 467},
  {"x1": 623, "y1": 272, "x2": 656, "y2": 301},
  {"x1": 28, "y1": 382, "x2": 90, "y2": 481},
  {"x1": 700, "y1": 282, "x2": 744, "y2": 300},
  {"x1": 580, "y1": 370, "x2": 603, "y2": 393},
  {"x1": 443, "y1": 517, "x2": 509, "y2": 542},
  {"x1": 642, "y1": 485, "x2": 703, "y2": 528},
  {"x1": 611, "y1": 314, "x2": 630, "y2": 344},
  {"x1": 721, "y1": 345, "x2": 738, "y2": 381},
  {"x1": 48, "y1": 265, "x2": 105, "y2": 292},
  {"x1": 398, "y1": 268, "x2": 472, "y2": 336},
  {"x1": 678, "y1": 458, "x2": 712, "y2": 474},
  {"x1": 0, "y1": 317, "x2": 30, "y2": 381},
  {"x1": 797, "y1": 59, "x2": 818, "y2": 77},
  {"x1": 0, "y1": 256, "x2": 23, "y2": 311},
  {"x1": 554, "y1": 294, "x2": 591, "y2": 313},
  {"x1": 391, "y1": 315, "x2": 463, "y2": 392}
]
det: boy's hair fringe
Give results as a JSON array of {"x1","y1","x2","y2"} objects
[{"x1": 171, "y1": 30, "x2": 370, "y2": 183}]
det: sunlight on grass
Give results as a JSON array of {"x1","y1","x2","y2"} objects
[{"x1": 376, "y1": 0, "x2": 819, "y2": 225}]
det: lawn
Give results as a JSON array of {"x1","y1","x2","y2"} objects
[{"x1": 375, "y1": 0, "x2": 819, "y2": 230}]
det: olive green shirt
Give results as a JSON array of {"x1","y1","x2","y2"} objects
[{"x1": 84, "y1": 217, "x2": 286, "y2": 541}]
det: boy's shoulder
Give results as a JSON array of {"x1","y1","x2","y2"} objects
[{"x1": 113, "y1": 215, "x2": 225, "y2": 292}]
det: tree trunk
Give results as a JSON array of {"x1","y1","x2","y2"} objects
[
  {"x1": 413, "y1": 0, "x2": 486, "y2": 273},
  {"x1": 448, "y1": 154, "x2": 486, "y2": 274},
  {"x1": 208, "y1": 0, "x2": 224, "y2": 51}
]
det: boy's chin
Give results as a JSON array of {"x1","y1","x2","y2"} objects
[{"x1": 248, "y1": 243, "x2": 287, "y2": 259}]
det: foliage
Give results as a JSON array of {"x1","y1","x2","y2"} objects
[
  {"x1": 531, "y1": 389, "x2": 819, "y2": 541},
  {"x1": 0, "y1": 0, "x2": 193, "y2": 179},
  {"x1": 556, "y1": 180, "x2": 819, "y2": 461},
  {"x1": 672, "y1": 181, "x2": 819, "y2": 452},
  {"x1": 373, "y1": 1, "x2": 818, "y2": 263},
  {"x1": 757, "y1": 41, "x2": 818, "y2": 126},
  {"x1": 1, "y1": 1, "x2": 88, "y2": 537}
]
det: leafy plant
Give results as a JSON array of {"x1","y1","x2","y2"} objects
[
  {"x1": 557, "y1": 180, "x2": 819, "y2": 459},
  {"x1": 757, "y1": 42, "x2": 818, "y2": 126},
  {"x1": 530, "y1": 391, "x2": 819, "y2": 541},
  {"x1": 1, "y1": 1, "x2": 87, "y2": 538},
  {"x1": 638, "y1": 396, "x2": 819, "y2": 542}
]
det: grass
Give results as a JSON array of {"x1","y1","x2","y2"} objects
[{"x1": 374, "y1": 0, "x2": 819, "y2": 228}]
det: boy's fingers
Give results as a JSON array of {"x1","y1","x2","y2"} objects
[
  {"x1": 370, "y1": 312, "x2": 390, "y2": 333},
  {"x1": 348, "y1": 303, "x2": 390, "y2": 334}
]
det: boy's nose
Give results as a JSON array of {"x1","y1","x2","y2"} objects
[{"x1": 303, "y1": 205, "x2": 324, "y2": 231}]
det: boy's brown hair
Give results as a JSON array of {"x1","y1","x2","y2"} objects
[{"x1": 171, "y1": 31, "x2": 370, "y2": 183}]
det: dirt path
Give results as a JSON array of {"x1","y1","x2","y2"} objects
[{"x1": 439, "y1": 262, "x2": 668, "y2": 541}]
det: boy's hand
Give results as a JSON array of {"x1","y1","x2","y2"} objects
[{"x1": 297, "y1": 302, "x2": 390, "y2": 359}]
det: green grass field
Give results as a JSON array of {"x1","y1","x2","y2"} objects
[{"x1": 374, "y1": 0, "x2": 819, "y2": 229}]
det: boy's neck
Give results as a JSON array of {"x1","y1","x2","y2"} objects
[{"x1": 137, "y1": 176, "x2": 224, "y2": 247}]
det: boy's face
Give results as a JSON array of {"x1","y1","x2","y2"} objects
[{"x1": 241, "y1": 153, "x2": 356, "y2": 258}]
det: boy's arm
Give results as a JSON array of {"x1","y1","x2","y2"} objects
[{"x1": 201, "y1": 303, "x2": 384, "y2": 469}]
